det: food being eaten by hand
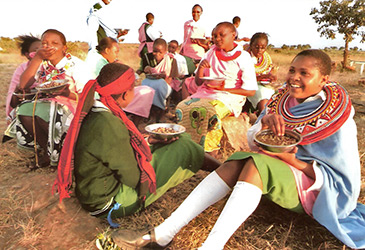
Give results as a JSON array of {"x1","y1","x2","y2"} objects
[
  {"x1": 255, "y1": 130, "x2": 298, "y2": 146},
  {"x1": 152, "y1": 127, "x2": 177, "y2": 134},
  {"x1": 38, "y1": 79, "x2": 68, "y2": 89}
]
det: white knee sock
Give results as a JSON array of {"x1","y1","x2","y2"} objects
[
  {"x1": 154, "y1": 171, "x2": 231, "y2": 246},
  {"x1": 199, "y1": 181, "x2": 262, "y2": 250}
]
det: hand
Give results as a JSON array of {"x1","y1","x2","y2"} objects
[
  {"x1": 198, "y1": 59, "x2": 210, "y2": 70},
  {"x1": 121, "y1": 29, "x2": 129, "y2": 36},
  {"x1": 147, "y1": 135, "x2": 179, "y2": 145},
  {"x1": 261, "y1": 114, "x2": 286, "y2": 136},
  {"x1": 144, "y1": 66, "x2": 153, "y2": 74},
  {"x1": 260, "y1": 147, "x2": 298, "y2": 165},
  {"x1": 43, "y1": 85, "x2": 70, "y2": 98},
  {"x1": 35, "y1": 46, "x2": 58, "y2": 60}
]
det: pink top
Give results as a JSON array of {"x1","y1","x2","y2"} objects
[
  {"x1": 286, "y1": 95, "x2": 320, "y2": 216},
  {"x1": 150, "y1": 53, "x2": 173, "y2": 76},
  {"x1": 190, "y1": 44, "x2": 257, "y2": 117},
  {"x1": 137, "y1": 22, "x2": 154, "y2": 57},
  {"x1": 6, "y1": 62, "x2": 37, "y2": 121},
  {"x1": 180, "y1": 20, "x2": 206, "y2": 60}
]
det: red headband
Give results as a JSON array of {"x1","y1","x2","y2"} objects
[{"x1": 96, "y1": 67, "x2": 135, "y2": 96}]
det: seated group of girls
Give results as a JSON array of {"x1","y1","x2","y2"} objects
[{"x1": 4, "y1": 20, "x2": 365, "y2": 249}]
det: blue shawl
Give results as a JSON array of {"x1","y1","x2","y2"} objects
[{"x1": 262, "y1": 84, "x2": 365, "y2": 248}]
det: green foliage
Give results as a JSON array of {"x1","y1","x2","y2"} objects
[
  {"x1": 0, "y1": 37, "x2": 18, "y2": 53},
  {"x1": 310, "y1": 0, "x2": 365, "y2": 66},
  {"x1": 310, "y1": 0, "x2": 365, "y2": 43},
  {"x1": 0, "y1": 38, "x2": 88, "y2": 60}
]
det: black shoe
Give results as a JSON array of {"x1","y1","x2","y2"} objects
[{"x1": 111, "y1": 229, "x2": 166, "y2": 249}]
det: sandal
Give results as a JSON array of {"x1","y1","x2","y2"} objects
[{"x1": 96, "y1": 233, "x2": 120, "y2": 250}]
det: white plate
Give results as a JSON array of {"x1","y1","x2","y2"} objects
[
  {"x1": 13, "y1": 89, "x2": 38, "y2": 98},
  {"x1": 259, "y1": 80, "x2": 271, "y2": 85},
  {"x1": 145, "y1": 123, "x2": 185, "y2": 139},
  {"x1": 36, "y1": 79, "x2": 70, "y2": 93},
  {"x1": 200, "y1": 77, "x2": 226, "y2": 82}
]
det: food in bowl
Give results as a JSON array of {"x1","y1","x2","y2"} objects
[
  {"x1": 254, "y1": 129, "x2": 302, "y2": 153},
  {"x1": 145, "y1": 123, "x2": 185, "y2": 140},
  {"x1": 38, "y1": 79, "x2": 69, "y2": 88},
  {"x1": 152, "y1": 127, "x2": 176, "y2": 134}
]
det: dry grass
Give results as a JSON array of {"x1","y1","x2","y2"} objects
[{"x1": 0, "y1": 46, "x2": 364, "y2": 249}]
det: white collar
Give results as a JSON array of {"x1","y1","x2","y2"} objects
[
  {"x1": 94, "y1": 100, "x2": 108, "y2": 109},
  {"x1": 303, "y1": 90, "x2": 326, "y2": 103}
]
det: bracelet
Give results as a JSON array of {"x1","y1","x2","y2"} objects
[
  {"x1": 144, "y1": 136, "x2": 151, "y2": 146},
  {"x1": 71, "y1": 91, "x2": 79, "y2": 102}
]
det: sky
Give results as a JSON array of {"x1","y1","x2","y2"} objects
[{"x1": 1, "y1": 0, "x2": 364, "y2": 49}]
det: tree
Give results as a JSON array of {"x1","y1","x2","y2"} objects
[{"x1": 310, "y1": 0, "x2": 365, "y2": 68}]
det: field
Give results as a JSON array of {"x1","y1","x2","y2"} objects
[{"x1": 0, "y1": 43, "x2": 364, "y2": 249}]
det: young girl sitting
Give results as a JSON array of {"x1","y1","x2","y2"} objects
[
  {"x1": 141, "y1": 38, "x2": 180, "y2": 122},
  {"x1": 176, "y1": 21, "x2": 257, "y2": 154},
  {"x1": 6, "y1": 35, "x2": 41, "y2": 124},
  {"x1": 54, "y1": 62, "x2": 220, "y2": 224},
  {"x1": 244, "y1": 32, "x2": 278, "y2": 115},
  {"x1": 16, "y1": 29, "x2": 90, "y2": 168},
  {"x1": 110, "y1": 50, "x2": 365, "y2": 249}
]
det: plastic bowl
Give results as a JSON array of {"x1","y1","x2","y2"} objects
[
  {"x1": 145, "y1": 123, "x2": 186, "y2": 140},
  {"x1": 201, "y1": 77, "x2": 225, "y2": 88},
  {"x1": 254, "y1": 129, "x2": 302, "y2": 153}
]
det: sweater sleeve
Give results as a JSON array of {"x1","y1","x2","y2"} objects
[{"x1": 75, "y1": 110, "x2": 140, "y2": 190}]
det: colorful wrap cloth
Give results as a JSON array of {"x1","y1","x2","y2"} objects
[{"x1": 176, "y1": 98, "x2": 231, "y2": 152}]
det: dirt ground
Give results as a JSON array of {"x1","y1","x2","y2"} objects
[{"x1": 1, "y1": 56, "x2": 365, "y2": 249}]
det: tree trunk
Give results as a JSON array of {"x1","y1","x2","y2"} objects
[{"x1": 343, "y1": 39, "x2": 349, "y2": 69}]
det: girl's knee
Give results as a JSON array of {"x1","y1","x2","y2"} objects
[
  {"x1": 238, "y1": 158, "x2": 263, "y2": 190},
  {"x1": 216, "y1": 160, "x2": 245, "y2": 188}
]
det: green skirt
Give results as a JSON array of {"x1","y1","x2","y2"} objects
[
  {"x1": 107, "y1": 133, "x2": 205, "y2": 218},
  {"x1": 17, "y1": 100, "x2": 51, "y2": 122},
  {"x1": 227, "y1": 152, "x2": 304, "y2": 213},
  {"x1": 16, "y1": 100, "x2": 71, "y2": 166}
]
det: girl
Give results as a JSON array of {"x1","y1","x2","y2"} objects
[
  {"x1": 111, "y1": 50, "x2": 365, "y2": 249},
  {"x1": 245, "y1": 32, "x2": 278, "y2": 115},
  {"x1": 6, "y1": 35, "x2": 41, "y2": 123},
  {"x1": 16, "y1": 29, "x2": 90, "y2": 168}
]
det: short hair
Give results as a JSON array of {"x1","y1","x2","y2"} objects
[
  {"x1": 96, "y1": 37, "x2": 118, "y2": 53},
  {"x1": 232, "y1": 16, "x2": 241, "y2": 24},
  {"x1": 97, "y1": 62, "x2": 130, "y2": 87},
  {"x1": 169, "y1": 40, "x2": 179, "y2": 46},
  {"x1": 250, "y1": 32, "x2": 269, "y2": 46},
  {"x1": 41, "y1": 29, "x2": 66, "y2": 45},
  {"x1": 215, "y1": 22, "x2": 236, "y2": 33},
  {"x1": 294, "y1": 49, "x2": 332, "y2": 76},
  {"x1": 146, "y1": 12, "x2": 154, "y2": 21},
  {"x1": 16, "y1": 35, "x2": 40, "y2": 56},
  {"x1": 154, "y1": 38, "x2": 167, "y2": 50},
  {"x1": 192, "y1": 4, "x2": 203, "y2": 12}
]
